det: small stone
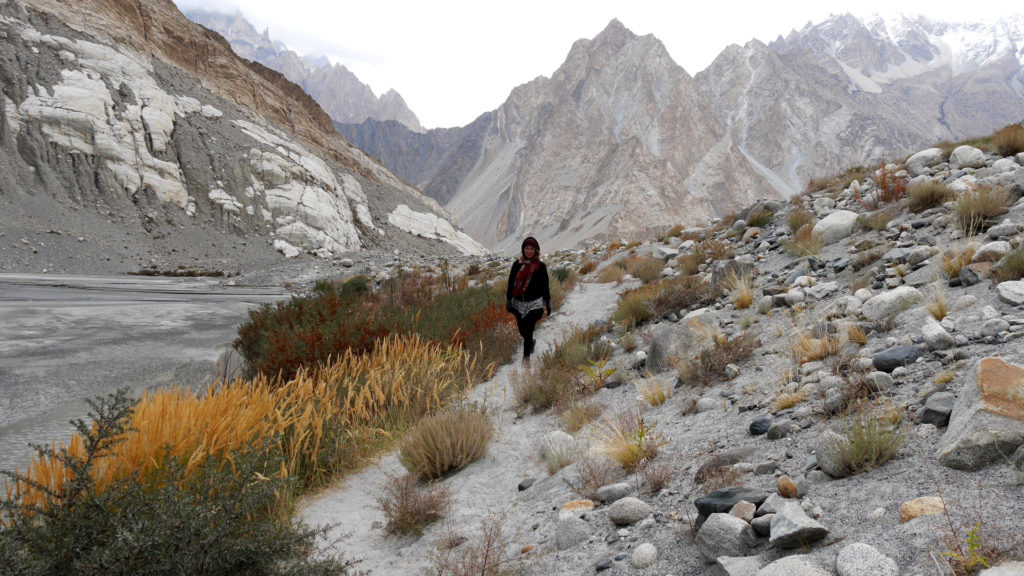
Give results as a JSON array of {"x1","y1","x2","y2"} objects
[
  {"x1": 729, "y1": 500, "x2": 756, "y2": 523},
  {"x1": 518, "y1": 478, "x2": 535, "y2": 491},
  {"x1": 867, "y1": 507, "x2": 886, "y2": 520},
  {"x1": 631, "y1": 543, "x2": 657, "y2": 569},
  {"x1": 595, "y1": 559, "x2": 613, "y2": 571},
  {"x1": 920, "y1": 392, "x2": 956, "y2": 426},
  {"x1": 695, "y1": 487, "x2": 771, "y2": 518},
  {"x1": 997, "y1": 281, "x2": 1024, "y2": 306},
  {"x1": 873, "y1": 346, "x2": 925, "y2": 373},
  {"x1": 767, "y1": 419, "x2": 799, "y2": 440},
  {"x1": 836, "y1": 542, "x2": 899, "y2": 576},
  {"x1": 900, "y1": 496, "x2": 945, "y2": 522},
  {"x1": 340, "y1": 258, "x2": 354, "y2": 267},
  {"x1": 777, "y1": 476, "x2": 798, "y2": 498},
  {"x1": 864, "y1": 371, "x2": 894, "y2": 393},
  {"x1": 751, "y1": 514, "x2": 774, "y2": 536},
  {"x1": 595, "y1": 482, "x2": 632, "y2": 503},
  {"x1": 979, "y1": 562, "x2": 1024, "y2": 575},
  {"x1": 770, "y1": 501, "x2": 829, "y2": 548},
  {"x1": 696, "y1": 513, "x2": 756, "y2": 561}
]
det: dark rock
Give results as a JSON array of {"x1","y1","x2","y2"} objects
[
  {"x1": 960, "y1": 267, "x2": 981, "y2": 287},
  {"x1": 518, "y1": 478, "x2": 535, "y2": 491},
  {"x1": 873, "y1": 346, "x2": 925, "y2": 373},
  {"x1": 695, "y1": 487, "x2": 771, "y2": 518},
  {"x1": 595, "y1": 559, "x2": 613, "y2": 572},
  {"x1": 832, "y1": 257, "x2": 850, "y2": 272},
  {"x1": 613, "y1": 553, "x2": 627, "y2": 561},
  {"x1": 948, "y1": 277, "x2": 962, "y2": 287},
  {"x1": 911, "y1": 220, "x2": 929, "y2": 229},
  {"x1": 807, "y1": 257, "x2": 825, "y2": 271},
  {"x1": 749, "y1": 415, "x2": 772, "y2": 435},
  {"x1": 766, "y1": 419, "x2": 800, "y2": 439},
  {"x1": 920, "y1": 392, "x2": 956, "y2": 426}
]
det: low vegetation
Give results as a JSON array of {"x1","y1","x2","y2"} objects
[
  {"x1": 612, "y1": 274, "x2": 715, "y2": 328},
  {"x1": 377, "y1": 474, "x2": 453, "y2": 536},
  {"x1": 675, "y1": 331, "x2": 760, "y2": 389},
  {"x1": 992, "y1": 122, "x2": 1024, "y2": 156},
  {"x1": 955, "y1": 186, "x2": 1011, "y2": 234},
  {"x1": 817, "y1": 402, "x2": 905, "y2": 478},
  {"x1": 745, "y1": 207, "x2": 773, "y2": 227},
  {"x1": 990, "y1": 245, "x2": 1024, "y2": 284},
  {"x1": 940, "y1": 243, "x2": 978, "y2": 279},
  {"x1": 784, "y1": 224, "x2": 823, "y2": 256},
  {"x1": 723, "y1": 271, "x2": 755, "y2": 309},
  {"x1": 907, "y1": 181, "x2": 954, "y2": 212},
  {"x1": 637, "y1": 377, "x2": 672, "y2": 406},
  {"x1": 513, "y1": 325, "x2": 613, "y2": 412},
  {"x1": 430, "y1": 512, "x2": 526, "y2": 576},
  {"x1": 857, "y1": 207, "x2": 898, "y2": 232},
  {"x1": 594, "y1": 409, "x2": 668, "y2": 471},
  {"x1": 787, "y1": 208, "x2": 815, "y2": 233},
  {"x1": 399, "y1": 405, "x2": 493, "y2": 480}
]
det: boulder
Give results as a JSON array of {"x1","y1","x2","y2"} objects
[
  {"x1": 606, "y1": 496, "x2": 652, "y2": 525},
  {"x1": 973, "y1": 241, "x2": 1012, "y2": 263},
  {"x1": 595, "y1": 482, "x2": 632, "y2": 504},
  {"x1": 937, "y1": 357, "x2": 1024, "y2": 470},
  {"x1": 836, "y1": 542, "x2": 899, "y2": 576},
  {"x1": 812, "y1": 210, "x2": 859, "y2": 245},
  {"x1": 769, "y1": 501, "x2": 829, "y2": 548},
  {"x1": 713, "y1": 556, "x2": 762, "y2": 576},
  {"x1": 647, "y1": 315, "x2": 716, "y2": 374},
  {"x1": 757, "y1": 555, "x2": 831, "y2": 576},
  {"x1": 815, "y1": 429, "x2": 849, "y2": 478},
  {"x1": 996, "y1": 281, "x2": 1024, "y2": 306},
  {"x1": 922, "y1": 318, "x2": 956, "y2": 351},
  {"x1": 862, "y1": 286, "x2": 924, "y2": 322},
  {"x1": 980, "y1": 562, "x2": 1024, "y2": 575},
  {"x1": 696, "y1": 487, "x2": 771, "y2": 518},
  {"x1": 950, "y1": 145, "x2": 986, "y2": 170},
  {"x1": 696, "y1": 512, "x2": 756, "y2": 562},
  {"x1": 906, "y1": 148, "x2": 946, "y2": 177},
  {"x1": 749, "y1": 415, "x2": 771, "y2": 435},
  {"x1": 873, "y1": 346, "x2": 925, "y2": 373},
  {"x1": 766, "y1": 419, "x2": 800, "y2": 439},
  {"x1": 921, "y1": 392, "x2": 956, "y2": 426}
]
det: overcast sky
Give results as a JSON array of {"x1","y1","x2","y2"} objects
[{"x1": 172, "y1": 0, "x2": 1023, "y2": 129}]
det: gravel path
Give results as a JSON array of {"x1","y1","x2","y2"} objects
[{"x1": 298, "y1": 280, "x2": 625, "y2": 574}]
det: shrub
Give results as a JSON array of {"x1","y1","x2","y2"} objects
[
  {"x1": 562, "y1": 400, "x2": 604, "y2": 433},
  {"x1": 791, "y1": 329, "x2": 844, "y2": 364},
  {"x1": 637, "y1": 460, "x2": 674, "y2": 493},
  {"x1": 694, "y1": 238, "x2": 734, "y2": 262},
  {"x1": 513, "y1": 326, "x2": 612, "y2": 412},
  {"x1": 990, "y1": 245, "x2": 1024, "y2": 283},
  {"x1": 611, "y1": 275, "x2": 714, "y2": 328},
  {"x1": 565, "y1": 456, "x2": 621, "y2": 500},
  {"x1": 596, "y1": 265, "x2": 627, "y2": 284},
  {"x1": 512, "y1": 365, "x2": 576, "y2": 413},
  {"x1": 675, "y1": 332, "x2": 760, "y2": 388},
  {"x1": 993, "y1": 123, "x2": 1024, "y2": 156},
  {"x1": 550, "y1": 266, "x2": 572, "y2": 283},
  {"x1": 543, "y1": 436, "x2": 584, "y2": 475},
  {"x1": 746, "y1": 207, "x2": 773, "y2": 227},
  {"x1": 637, "y1": 377, "x2": 672, "y2": 406},
  {"x1": 676, "y1": 253, "x2": 701, "y2": 275},
  {"x1": 578, "y1": 261, "x2": 597, "y2": 275},
  {"x1": 593, "y1": 410, "x2": 667, "y2": 471},
  {"x1": 955, "y1": 186, "x2": 1011, "y2": 234},
  {"x1": 661, "y1": 224, "x2": 684, "y2": 242},
  {"x1": 907, "y1": 181, "x2": 954, "y2": 212},
  {"x1": 377, "y1": 474, "x2": 452, "y2": 536},
  {"x1": 806, "y1": 176, "x2": 834, "y2": 193},
  {"x1": 699, "y1": 463, "x2": 744, "y2": 494},
  {"x1": 0, "y1": 391, "x2": 348, "y2": 576},
  {"x1": 431, "y1": 512, "x2": 526, "y2": 576},
  {"x1": 857, "y1": 207, "x2": 898, "y2": 232},
  {"x1": 771, "y1": 391, "x2": 807, "y2": 412},
  {"x1": 624, "y1": 256, "x2": 665, "y2": 284},
  {"x1": 787, "y1": 208, "x2": 815, "y2": 233},
  {"x1": 817, "y1": 402, "x2": 905, "y2": 478},
  {"x1": 873, "y1": 162, "x2": 908, "y2": 204},
  {"x1": 399, "y1": 406, "x2": 493, "y2": 480},
  {"x1": 853, "y1": 246, "x2": 886, "y2": 271},
  {"x1": 784, "y1": 224, "x2": 823, "y2": 256},
  {"x1": 845, "y1": 322, "x2": 868, "y2": 346},
  {"x1": 927, "y1": 288, "x2": 949, "y2": 321}
]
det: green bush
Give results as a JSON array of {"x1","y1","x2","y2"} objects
[
  {"x1": 0, "y1": 390, "x2": 349, "y2": 576},
  {"x1": 817, "y1": 404, "x2": 904, "y2": 478}
]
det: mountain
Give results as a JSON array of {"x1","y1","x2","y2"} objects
[
  {"x1": 186, "y1": 9, "x2": 423, "y2": 132},
  {"x1": 0, "y1": 0, "x2": 482, "y2": 276},
  {"x1": 339, "y1": 15, "x2": 1024, "y2": 252}
]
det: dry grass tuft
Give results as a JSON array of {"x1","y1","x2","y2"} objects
[
  {"x1": 927, "y1": 288, "x2": 949, "y2": 321},
  {"x1": 399, "y1": 405, "x2": 493, "y2": 480},
  {"x1": 817, "y1": 402, "x2": 905, "y2": 478},
  {"x1": 578, "y1": 261, "x2": 598, "y2": 276},
  {"x1": 675, "y1": 253, "x2": 701, "y2": 275},
  {"x1": 377, "y1": 474, "x2": 452, "y2": 536},
  {"x1": 990, "y1": 245, "x2": 1024, "y2": 284},
  {"x1": 562, "y1": 400, "x2": 604, "y2": 433},
  {"x1": 771, "y1": 391, "x2": 807, "y2": 412},
  {"x1": 955, "y1": 186, "x2": 1011, "y2": 234},
  {"x1": 566, "y1": 456, "x2": 621, "y2": 501},
  {"x1": 694, "y1": 238, "x2": 734, "y2": 262},
  {"x1": 637, "y1": 460, "x2": 674, "y2": 494},
  {"x1": 431, "y1": 511, "x2": 526, "y2": 576},
  {"x1": 857, "y1": 207, "x2": 899, "y2": 232},
  {"x1": 790, "y1": 328, "x2": 844, "y2": 364},
  {"x1": 787, "y1": 208, "x2": 815, "y2": 233},
  {"x1": 933, "y1": 370, "x2": 956, "y2": 385},
  {"x1": 723, "y1": 271, "x2": 755, "y2": 310},
  {"x1": 593, "y1": 409, "x2": 668, "y2": 471},
  {"x1": 637, "y1": 378, "x2": 673, "y2": 407},
  {"x1": 784, "y1": 224, "x2": 824, "y2": 256},
  {"x1": 699, "y1": 464, "x2": 744, "y2": 495},
  {"x1": 845, "y1": 322, "x2": 868, "y2": 346},
  {"x1": 612, "y1": 275, "x2": 714, "y2": 328},
  {"x1": 596, "y1": 265, "x2": 627, "y2": 284},
  {"x1": 675, "y1": 332, "x2": 760, "y2": 389},
  {"x1": 993, "y1": 122, "x2": 1024, "y2": 156},
  {"x1": 746, "y1": 207, "x2": 773, "y2": 227},
  {"x1": 907, "y1": 181, "x2": 954, "y2": 212},
  {"x1": 661, "y1": 224, "x2": 685, "y2": 242},
  {"x1": 940, "y1": 243, "x2": 978, "y2": 279}
]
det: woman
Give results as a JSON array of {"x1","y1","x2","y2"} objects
[{"x1": 506, "y1": 236, "x2": 551, "y2": 367}]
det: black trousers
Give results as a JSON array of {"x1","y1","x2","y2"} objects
[{"x1": 515, "y1": 309, "x2": 544, "y2": 358}]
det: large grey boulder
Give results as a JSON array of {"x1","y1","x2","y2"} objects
[
  {"x1": 906, "y1": 148, "x2": 946, "y2": 177},
  {"x1": 647, "y1": 315, "x2": 716, "y2": 374},
  {"x1": 812, "y1": 210, "x2": 859, "y2": 245},
  {"x1": 950, "y1": 145, "x2": 986, "y2": 169},
  {"x1": 769, "y1": 501, "x2": 829, "y2": 548},
  {"x1": 996, "y1": 281, "x2": 1024, "y2": 306},
  {"x1": 757, "y1": 555, "x2": 831, "y2": 576},
  {"x1": 696, "y1": 512, "x2": 756, "y2": 562},
  {"x1": 836, "y1": 542, "x2": 899, "y2": 576},
  {"x1": 937, "y1": 357, "x2": 1024, "y2": 470},
  {"x1": 861, "y1": 286, "x2": 924, "y2": 322}
]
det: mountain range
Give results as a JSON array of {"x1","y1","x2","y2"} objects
[{"x1": 338, "y1": 14, "x2": 1024, "y2": 251}]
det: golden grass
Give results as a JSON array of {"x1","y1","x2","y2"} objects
[
  {"x1": 8, "y1": 335, "x2": 476, "y2": 509},
  {"x1": 845, "y1": 322, "x2": 868, "y2": 346},
  {"x1": 787, "y1": 208, "x2": 815, "y2": 233},
  {"x1": 399, "y1": 405, "x2": 492, "y2": 480},
  {"x1": 562, "y1": 400, "x2": 604, "y2": 433},
  {"x1": 940, "y1": 243, "x2": 978, "y2": 279},
  {"x1": 791, "y1": 329, "x2": 845, "y2": 364},
  {"x1": 675, "y1": 253, "x2": 701, "y2": 275},
  {"x1": 592, "y1": 410, "x2": 667, "y2": 471},
  {"x1": 927, "y1": 288, "x2": 949, "y2": 321},
  {"x1": 636, "y1": 378, "x2": 672, "y2": 407},
  {"x1": 933, "y1": 370, "x2": 956, "y2": 385},
  {"x1": 771, "y1": 391, "x2": 807, "y2": 412},
  {"x1": 596, "y1": 265, "x2": 627, "y2": 284},
  {"x1": 955, "y1": 186, "x2": 1011, "y2": 234},
  {"x1": 723, "y1": 271, "x2": 755, "y2": 310},
  {"x1": 624, "y1": 256, "x2": 665, "y2": 284},
  {"x1": 785, "y1": 224, "x2": 823, "y2": 256},
  {"x1": 993, "y1": 123, "x2": 1024, "y2": 156}
]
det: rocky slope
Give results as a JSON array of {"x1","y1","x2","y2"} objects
[
  {"x1": 0, "y1": 0, "x2": 482, "y2": 276},
  {"x1": 302, "y1": 140, "x2": 1024, "y2": 575},
  {"x1": 185, "y1": 9, "x2": 424, "y2": 132},
  {"x1": 339, "y1": 15, "x2": 1024, "y2": 253}
]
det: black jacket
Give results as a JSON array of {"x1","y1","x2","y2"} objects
[{"x1": 506, "y1": 260, "x2": 551, "y2": 310}]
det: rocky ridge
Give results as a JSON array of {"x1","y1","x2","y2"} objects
[
  {"x1": 185, "y1": 9, "x2": 424, "y2": 132},
  {"x1": 0, "y1": 0, "x2": 481, "y2": 277},
  {"x1": 339, "y1": 15, "x2": 1024, "y2": 253},
  {"x1": 302, "y1": 138, "x2": 1024, "y2": 575}
]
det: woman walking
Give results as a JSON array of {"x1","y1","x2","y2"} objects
[{"x1": 506, "y1": 236, "x2": 551, "y2": 368}]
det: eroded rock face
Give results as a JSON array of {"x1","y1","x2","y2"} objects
[{"x1": 937, "y1": 358, "x2": 1024, "y2": 470}]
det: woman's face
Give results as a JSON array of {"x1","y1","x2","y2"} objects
[{"x1": 523, "y1": 245, "x2": 536, "y2": 259}]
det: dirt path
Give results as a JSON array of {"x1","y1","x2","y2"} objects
[{"x1": 298, "y1": 280, "x2": 625, "y2": 574}]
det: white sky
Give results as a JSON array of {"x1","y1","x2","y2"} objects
[{"x1": 172, "y1": 0, "x2": 1024, "y2": 129}]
